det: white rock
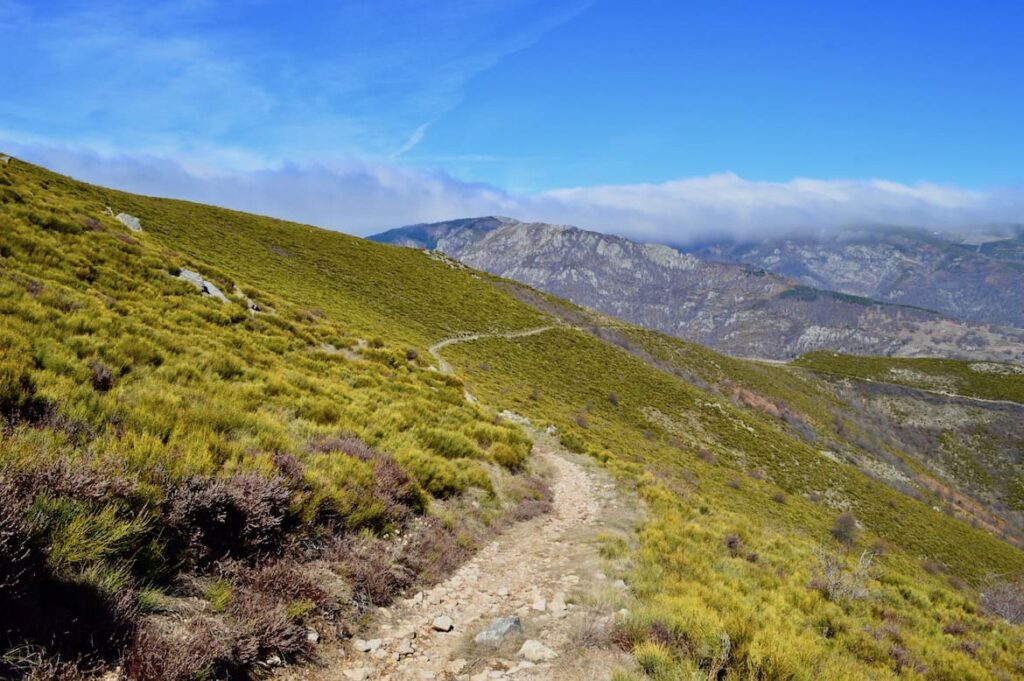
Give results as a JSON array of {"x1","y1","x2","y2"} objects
[
  {"x1": 612, "y1": 579, "x2": 627, "y2": 589},
  {"x1": 496, "y1": 586, "x2": 509, "y2": 597},
  {"x1": 432, "y1": 615, "x2": 454, "y2": 632},
  {"x1": 305, "y1": 628, "x2": 320, "y2": 644},
  {"x1": 518, "y1": 640, "x2": 557, "y2": 662},
  {"x1": 354, "y1": 638, "x2": 381, "y2": 653},
  {"x1": 530, "y1": 598, "x2": 546, "y2": 611},
  {"x1": 396, "y1": 639, "x2": 415, "y2": 658},
  {"x1": 344, "y1": 669, "x2": 371, "y2": 681},
  {"x1": 115, "y1": 212, "x2": 143, "y2": 232}
]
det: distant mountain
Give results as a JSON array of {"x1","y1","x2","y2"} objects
[
  {"x1": 682, "y1": 225, "x2": 1024, "y2": 328},
  {"x1": 372, "y1": 218, "x2": 1024, "y2": 361}
]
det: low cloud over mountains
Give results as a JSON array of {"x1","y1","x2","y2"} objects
[{"x1": 9, "y1": 142, "x2": 1023, "y2": 243}]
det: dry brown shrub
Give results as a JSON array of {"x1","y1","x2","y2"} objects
[{"x1": 165, "y1": 473, "x2": 291, "y2": 568}]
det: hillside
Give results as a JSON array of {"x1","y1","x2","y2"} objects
[
  {"x1": 372, "y1": 218, "x2": 1024, "y2": 362},
  {"x1": 683, "y1": 225, "x2": 1024, "y2": 328},
  {"x1": 2, "y1": 156, "x2": 1024, "y2": 680}
]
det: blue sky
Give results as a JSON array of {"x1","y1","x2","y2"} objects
[{"x1": 2, "y1": 0, "x2": 1022, "y2": 240}]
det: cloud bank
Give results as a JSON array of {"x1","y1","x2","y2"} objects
[{"x1": 8, "y1": 143, "x2": 1023, "y2": 244}]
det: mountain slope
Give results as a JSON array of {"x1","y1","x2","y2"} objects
[
  {"x1": 684, "y1": 225, "x2": 1024, "y2": 328},
  {"x1": 372, "y1": 217, "x2": 1024, "y2": 361},
  {"x1": 3, "y1": 157, "x2": 1024, "y2": 680}
]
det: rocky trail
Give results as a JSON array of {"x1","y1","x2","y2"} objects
[
  {"x1": 277, "y1": 328, "x2": 640, "y2": 680},
  {"x1": 285, "y1": 436, "x2": 637, "y2": 681}
]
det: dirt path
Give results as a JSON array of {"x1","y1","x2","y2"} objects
[
  {"x1": 814, "y1": 373, "x2": 1024, "y2": 408},
  {"x1": 283, "y1": 327, "x2": 638, "y2": 679},
  {"x1": 289, "y1": 434, "x2": 636, "y2": 681},
  {"x1": 427, "y1": 326, "x2": 561, "y2": 375}
]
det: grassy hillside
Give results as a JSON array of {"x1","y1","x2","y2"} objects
[
  {"x1": 569, "y1": 320, "x2": 1024, "y2": 547},
  {"x1": 447, "y1": 328, "x2": 1024, "y2": 680},
  {"x1": 0, "y1": 158, "x2": 544, "y2": 677},
  {"x1": 2, "y1": 156, "x2": 1023, "y2": 680},
  {"x1": 794, "y1": 352, "x2": 1024, "y2": 404}
]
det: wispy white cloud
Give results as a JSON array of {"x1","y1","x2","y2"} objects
[
  {"x1": 8, "y1": 143, "x2": 1023, "y2": 242},
  {"x1": 391, "y1": 122, "x2": 431, "y2": 159},
  {"x1": 0, "y1": 0, "x2": 588, "y2": 162}
]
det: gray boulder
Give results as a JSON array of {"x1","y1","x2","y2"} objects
[
  {"x1": 177, "y1": 269, "x2": 229, "y2": 303},
  {"x1": 473, "y1": 616, "x2": 523, "y2": 645}
]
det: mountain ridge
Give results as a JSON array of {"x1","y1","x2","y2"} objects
[
  {"x1": 371, "y1": 216, "x2": 1024, "y2": 362},
  {"x1": 682, "y1": 224, "x2": 1024, "y2": 327}
]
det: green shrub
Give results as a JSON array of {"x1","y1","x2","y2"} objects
[
  {"x1": 560, "y1": 430, "x2": 587, "y2": 454},
  {"x1": 634, "y1": 642, "x2": 675, "y2": 678},
  {"x1": 206, "y1": 578, "x2": 233, "y2": 613},
  {"x1": 0, "y1": 358, "x2": 39, "y2": 419},
  {"x1": 490, "y1": 442, "x2": 527, "y2": 470},
  {"x1": 418, "y1": 428, "x2": 483, "y2": 460}
]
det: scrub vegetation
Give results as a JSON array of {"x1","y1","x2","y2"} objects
[
  {"x1": 795, "y1": 352, "x2": 1024, "y2": 404},
  {"x1": 2, "y1": 156, "x2": 1023, "y2": 679},
  {"x1": 0, "y1": 158, "x2": 538, "y2": 678}
]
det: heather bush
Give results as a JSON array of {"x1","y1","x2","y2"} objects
[
  {"x1": 335, "y1": 537, "x2": 414, "y2": 610},
  {"x1": 724, "y1": 533, "x2": 744, "y2": 557},
  {"x1": 507, "y1": 474, "x2": 553, "y2": 522},
  {"x1": 831, "y1": 512, "x2": 859, "y2": 547},
  {"x1": 397, "y1": 516, "x2": 473, "y2": 585},
  {"x1": 224, "y1": 593, "x2": 311, "y2": 667},
  {"x1": 0, "y1": 477, "x2": 37, "y2": 597},
  {"x1": 165, "y1": 473, "x2": 291, "y2": 567},
  {"x1": 121, "y1": 621, "x2": 225, "y2": 681},
  {"x1": 88, "y1": 359, "x2": 115, "y2": 392},
  {"x1": 231, "y1": 559, "x2": 340, "y2": 618}
]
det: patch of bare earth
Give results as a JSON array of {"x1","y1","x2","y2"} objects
[{"x1": 281, "y1": 434, "x2": 639, "y2": 681}]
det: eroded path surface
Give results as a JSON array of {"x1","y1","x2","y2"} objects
[
  {"x1": 426, "y1": 327, "x2": 561, "y2": 375},
  {"x1": 292, "y1": 436, "x2": 637, "y2": 681}
]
